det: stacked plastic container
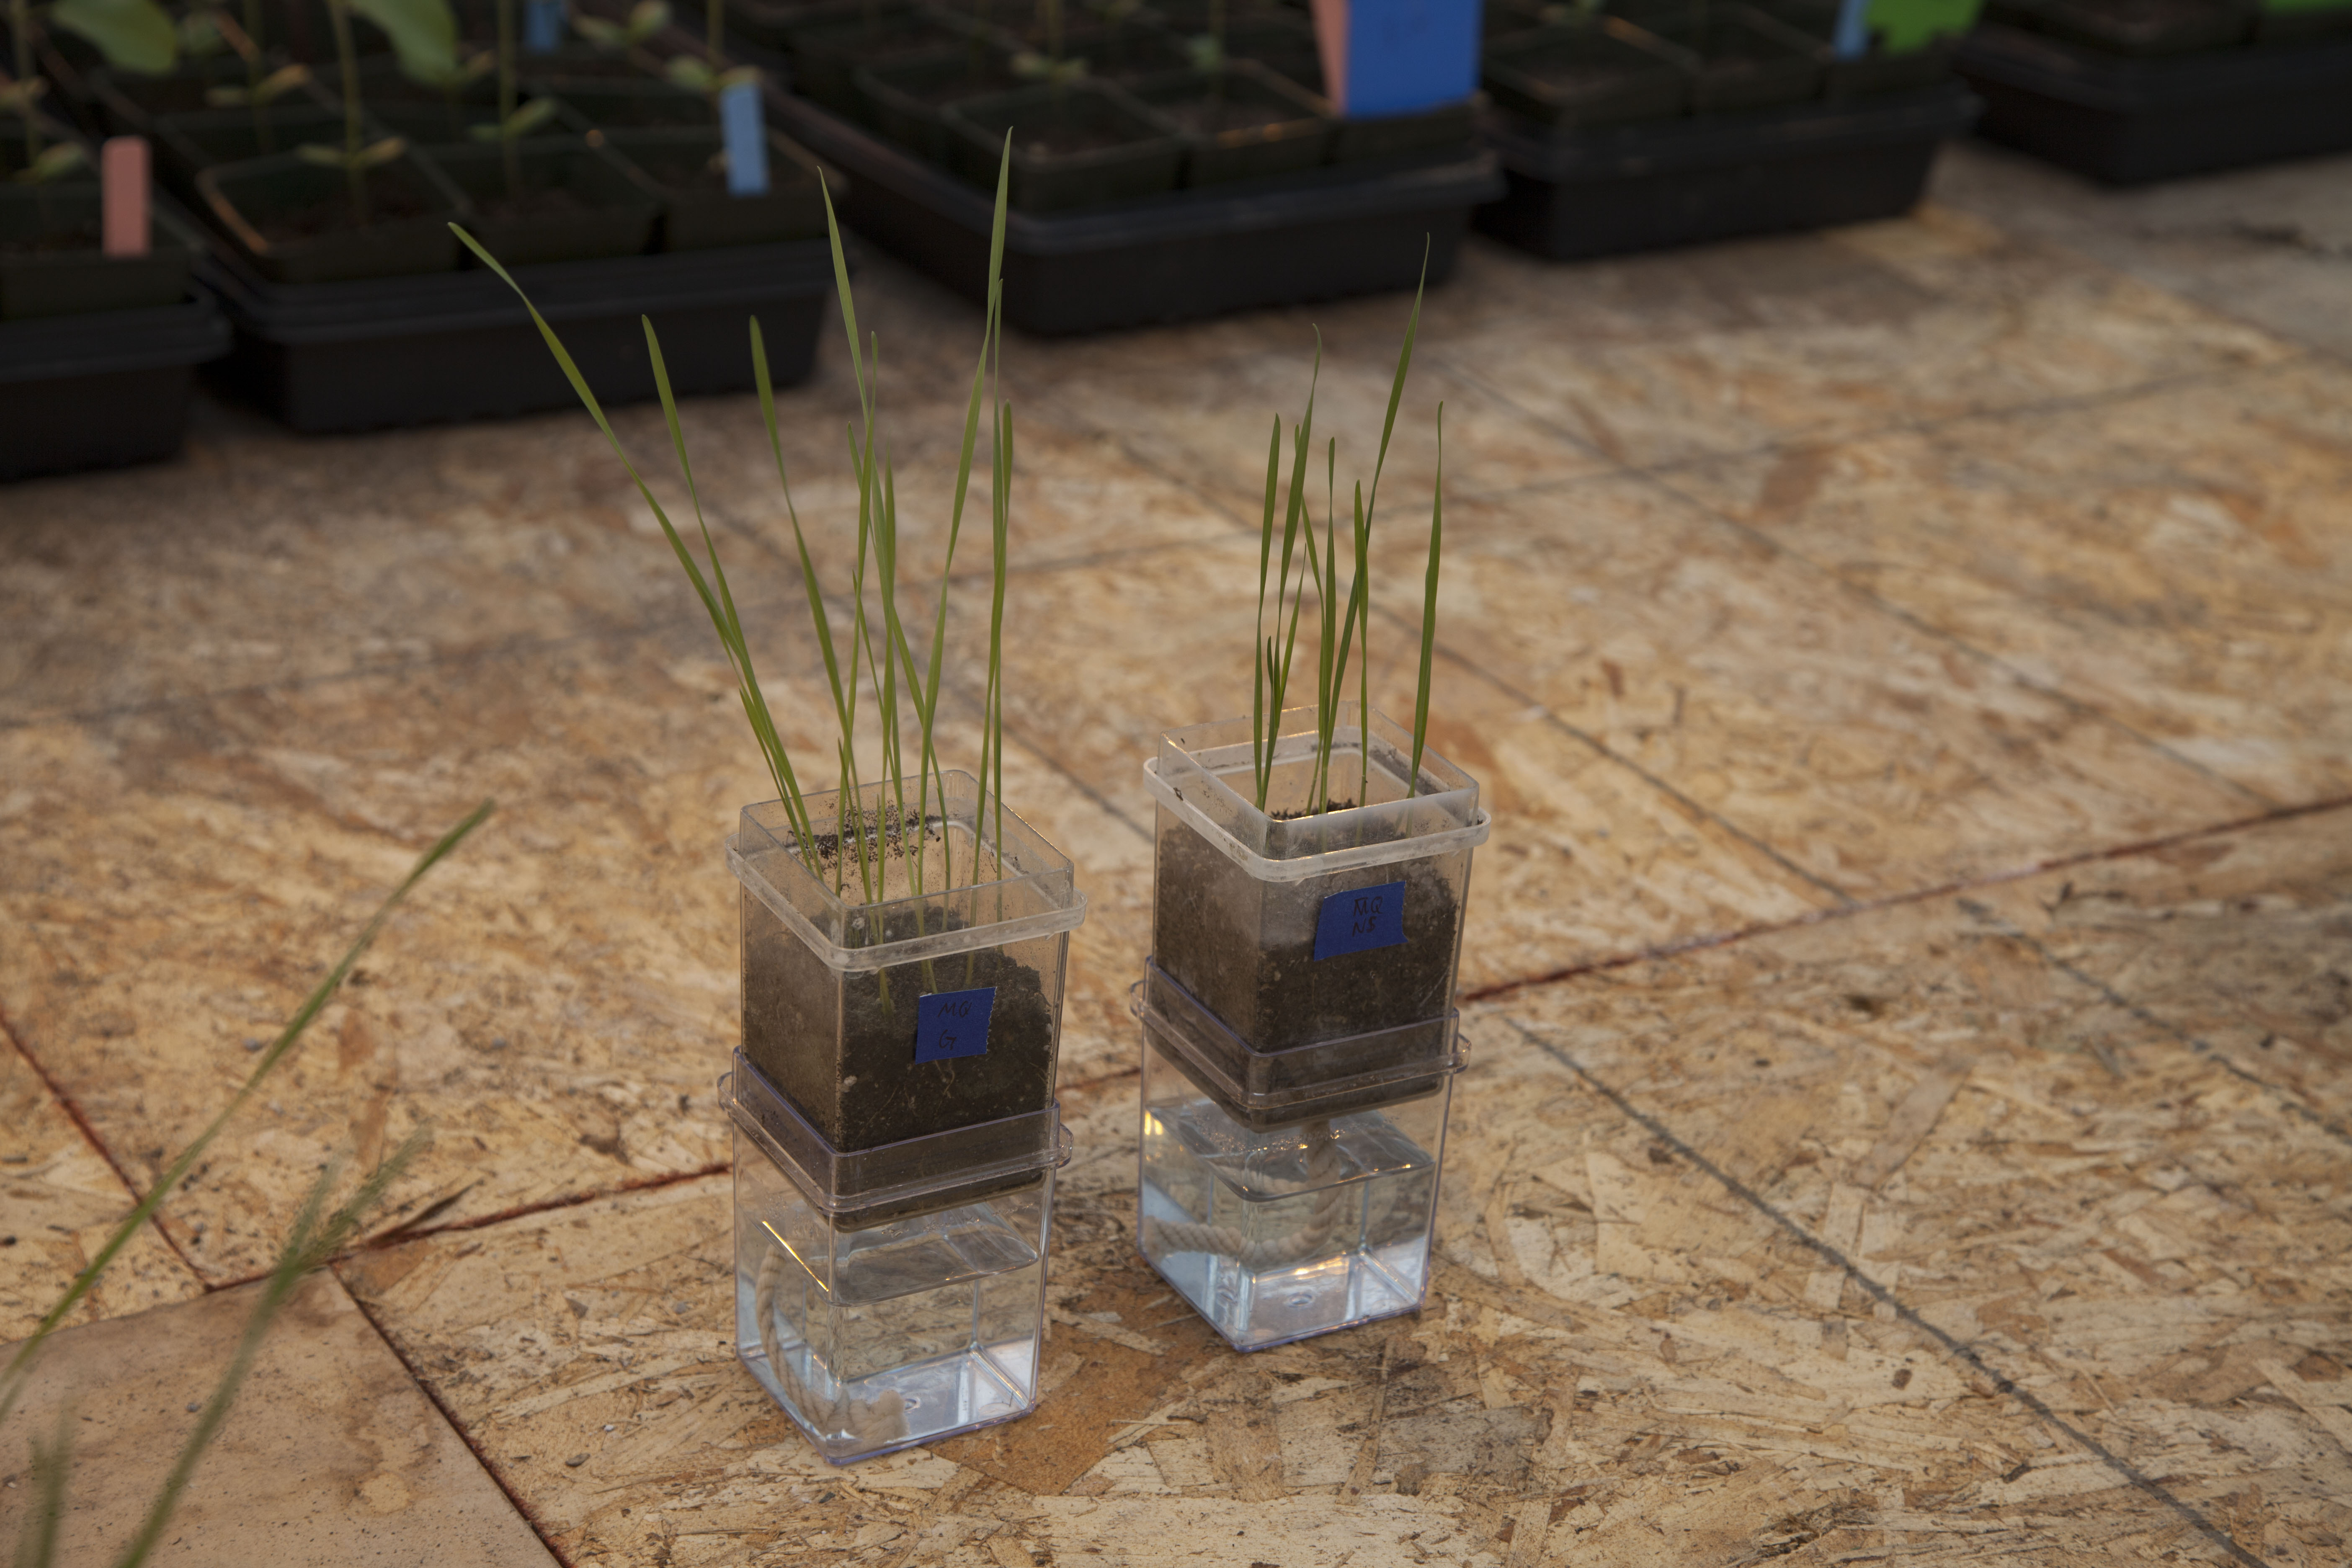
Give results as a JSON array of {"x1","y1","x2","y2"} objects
[
  {"x1": 1135, "y1": 709, "x2": 1489, "y2": 1350},
  {"x1": 722, "y1": 776, "x2": 1087, "y2": 1461}
]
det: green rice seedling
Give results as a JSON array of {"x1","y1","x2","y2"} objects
[
  {"x1": 300, "y1": 0, "x2": 456, "y2": 221},
  {"x1": 0, "y1": 799, "x2": 493, "y2": 1430},
  {"x1": 451, "y1": 138, "x2": 1020, "y2": 975},
  {"x1": 1248, "y1": 245, "x2": 1447, "y2": 817}
]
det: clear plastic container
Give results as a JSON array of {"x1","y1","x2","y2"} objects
[
  {"x1": 728, "y1": 772, "x2": 1088, "y2": 1156},
  {"x1": 1143, "y1": 708, "x2": 1488, "y2": 1053},
  {"x1": 726, "y1": 1051, "x2": 1072, "y2": 1463},
  {"x1": 1133, "y1": 981, "x2": 1462, "y2": 1351}
]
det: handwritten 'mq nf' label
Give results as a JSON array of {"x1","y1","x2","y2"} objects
[
  {"x1": 915, "y1": 986, "x2": 995, "y2": 1064},
  {"x1": 1313, "y1": 880, "x2": 1406, "y2": 961}
]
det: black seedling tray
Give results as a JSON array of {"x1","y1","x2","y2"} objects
[
  {"x1": 0, "y1": 297, "x2": 230, "y2": 482},
  {"x1": 196, "y1": 238, "x2": 834, "y2": 433},
  {"x1": 1475, "y1": 80, "x2": 1978, "y2": 260},
  {"x1": 769, "y1": 92, "x2": 1502, "y2": 336},
  {"x1": 1955, "y1": 24, "x2": 2352, "y2": 184}
]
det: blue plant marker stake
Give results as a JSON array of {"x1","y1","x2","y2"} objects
[
  {"x1": 1340, "y1": 0, "x2": 1481, "y2": 118},
  {"x1": 1832, "y1": 0, "x2": 1871, "y2": 57},
  {"x1": 524, "y1": 0, "x2": 565, "y2": 53},
  {"x1": 720, "y1": 78, "x2": 770, "y2": 196},
  {"x1": 915, "y1": 986, "x2": 995, "y2": 1063},
  {"x1": 1313, "y1": 880, "x2": 1407, "y2": 962}
]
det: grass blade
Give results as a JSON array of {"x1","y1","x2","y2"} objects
[
  {"x1": 0, "y1": 799, "x2": 492, "y2": 1427},
  {"x1": 1410, "y1": 403, "x2": 1444, "y2": 798}
]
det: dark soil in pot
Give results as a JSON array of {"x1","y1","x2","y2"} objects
[
  {"x1": 547, "y1": 77, "x2": 718, "y2": 128},
  {"x1": 1483, "y1": 20, "x2": 1694, "y2": 127},
  {"x1": 740, "y1": 907, "x2": 1060, "y2": 1159},
  {"x1": 0, "y1": 189, "x2": 194, "y2": 318},
  {"x1": 88, "y1": 57, "x2": 271, "y2": 133},
  {"x1": 434, "y1": 138, "x2": 660, "y2": 263},
  {"x1": 856, "y1": 46, "x2": 1027, "y2": 158},
  {"x1": 1825, "y1": 37, "x2": 1958, "y2": 97},
  {"x1": 945, "y1": 80, "x2": 1184, "y2": 210},
  {"x1": 152, "y1": 104, "x2": 361, "y2": 199},
  {"x1": 1644, "y1": 7, "x2": 1824, "y2": 111},
  {"x1": 792, "y1": 6, "x2": 971, "y2": 117},
  {"x1": 2036, "y1": 0, "x2": 2253, "y2": 52},
  {"x1": 1150, "y1": 812, "x2": 1467, "y2": 1055},
  {"x1": 199, "y1": 150, "x2": 464, "y2": 283},
  {"x1": 1328, "y1": 98, "x2": 1478, "y2": 162},
  {"x1": 1127, "y1": 63, "x2": 1332, "y2": 184},
  {"x1": 602, "y1": 126, "x2": 828, "y2": 247}
]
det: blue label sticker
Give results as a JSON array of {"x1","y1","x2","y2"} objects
[
  {"x1": 1314, "y1": 880, "x2": 1406, "y2": 961},
  {"x1": 719, "y1": 79, "x2": 771, "y2": 196},
  {"x1": 915, "y1": 986, "x2": 995, "y2": 1064},
  {"x1": 523, "y1": 0, "x2": 565, "y2": 53}
]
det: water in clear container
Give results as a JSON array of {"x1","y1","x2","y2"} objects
[
  {"x1": 1136, "y1": 1035, "x2": 1450, "y2": 1351},
  {"x1": 732, "y1": 1123, "x2": 1052, "y2": 1462}
]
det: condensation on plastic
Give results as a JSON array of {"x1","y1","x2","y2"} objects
[
  {"x1": 727, "y1": 770, "x2": 1089, "y2": 972},
  {"x1": 1143, "y1": 708, "x2": 1490, "y2": 882},
  {"x1": 723, "y1": 1052, "x2": 1072, "y2": 1220}
]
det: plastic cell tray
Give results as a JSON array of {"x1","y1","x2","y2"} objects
[
  {"x1": 1955, "y1": 23, "x2": 2352, "y2": 184},
  {"x1": 195, "y1": 237, "x2": 836, "y2": 433},
  {"x1": 767, "y1": 90, "x2": 1503, "y2": 336},
  {"x1": 0, "y1": 297, "x2": 230, "y2": 481},
  {"x1": 1475, "y1": 79, "x2": 1981, "y2": 260}
]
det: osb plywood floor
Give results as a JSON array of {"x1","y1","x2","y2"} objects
[{"x1": 3, "y1": 139, "x2": 2349, "y2": 1566}]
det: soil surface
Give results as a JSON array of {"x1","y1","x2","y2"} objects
[
  {"x1": 469, "y1": 182, "x2": 603, "y2": 222},
  {"x1": 0, "y1": 217, "x2": 103, "y2": 255},
  {"x1": 740, "y1": 820, "x2": 1062, "y2": 1157},
  {"x1": 1010, "y1": 118, "x2": 1139, "y2": 157},
  {"x1": 1157, "y1": 95, "x2": 1297, "y2": 137},
  {"x1": 1151, "y1": 808, "x2": 1466, "y2": 1055},
  {"x1": 254, "y1": 177, "x2": 437, "y2": 243}
]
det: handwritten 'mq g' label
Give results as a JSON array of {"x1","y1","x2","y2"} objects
[
  {"x1": 1314, "y1": 880, "x2": 1406, "y2": 961},
  {"x1": 914, "y1": 986, "x2": 995, "y2": 1064}
]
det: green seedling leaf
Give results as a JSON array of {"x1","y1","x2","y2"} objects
[
  {"x1": 627, "y1": 0, "x2": 670, "y2": 38},
  {"x1": 205, "y1": 61, "x2": 313, "y2": 106},
  {"x1": 1184, "y1": 32, "x2": 1223, "y2": 68},
  {"x1": 12, "y1": 143, "x2": 90, "y2": 183},
  {"x1": 572, "y1": 13, "x2": 625, "y2": 44},
  {"x1": 347, "y1": 0, "x2": 459, "y2": 87},
  {"x1": 0, "y1": 78, "x2": 50, "y2": 114},
  {"x1": 0, "y1": 801, "x2": 494, "y2": 1432},
  {"x1": 354, "y1": 134, "x2": 407, "y2": 166},
  {"x1": 471, "y1": 94, "x2": 557, "y2": 138},
  {"x1": 1409, "y1": 402, "x2": 1442, "y2": 799},
  {"x1": 51, "y1": 0, "x2": 180, "y2": 73},
  {"x1": 1010, "y1": 49, "x2": 1088, "y2": 80},
  {"x1": 294, "y1": 139, "x2": 348, "y2": 166},
  {"x1": 665, "y1": 53, "x2": 714, "y2": 90},
  {"x1": 180, "y1": 8, "x2": 227, "y2": 57}
]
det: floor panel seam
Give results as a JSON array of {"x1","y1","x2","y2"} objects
[
  {"x1": 334, "y1": 1269, "x2": 581, "y2": 1568},
  {"x1": 1499, "y1": 1014, "x2": 2277, "y2": 1568},
  {"x1": 1954, "y1": 901, "x2": 2352, "y2": 1154},
  {"x1": 1636, "y1": 467, "x2": 2281, "y2": 814},
  {"x1": 0, "y1": 998, "x2": 210, "y2": 1289},
  {"x1": 1461, "y1": 791, "x2": 2352, "y2": 1007}
]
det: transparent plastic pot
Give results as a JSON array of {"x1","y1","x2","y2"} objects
[
  {"x1": 726, "y1": 1052, "x2": 1072, "y2": 1462},
  {"x1": 1133, "y1": 990, "x2": 1460, "y2": 1351},
  {"x1": 1143, "y1": 708, "x2": 1488, "y2": 1054},
  {"x1": 727, "y1": 772, "x2": 1088, "y2": 1162}
]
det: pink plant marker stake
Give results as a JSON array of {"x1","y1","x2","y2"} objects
[{"x1": 102, "y1": 136, "x2": 151, "y2": 258}]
